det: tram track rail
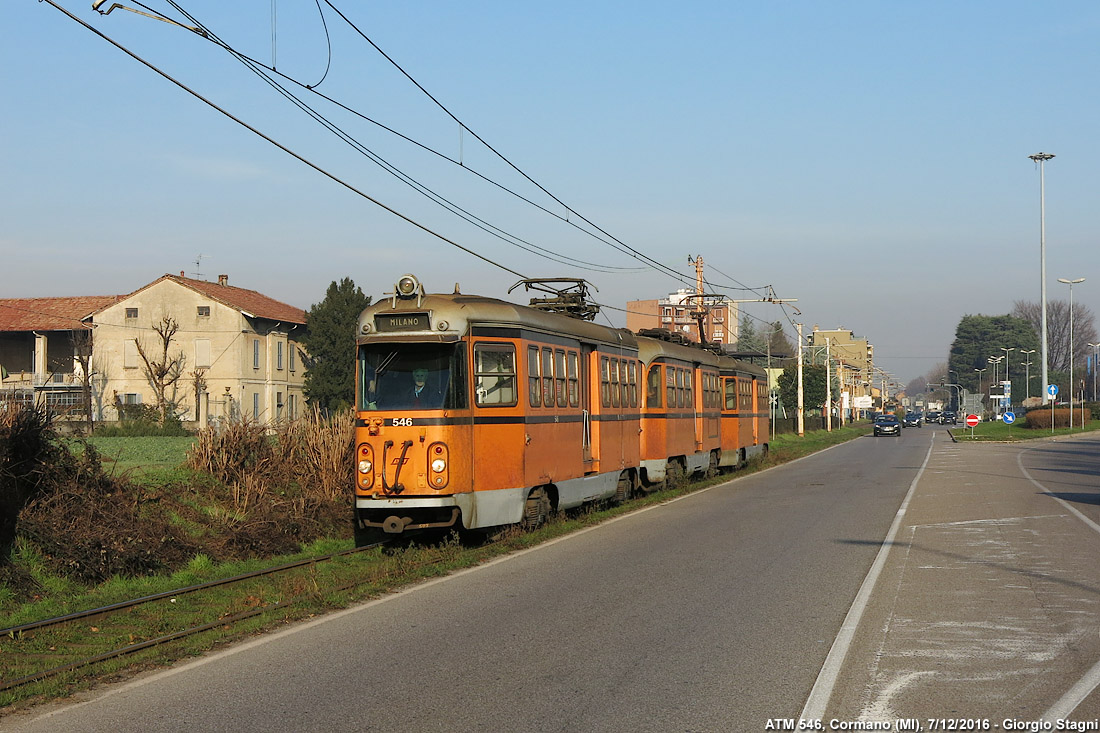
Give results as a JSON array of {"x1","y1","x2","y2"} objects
[{"x1": 0, "y1": 543, "x2": 386, "y2": 693}]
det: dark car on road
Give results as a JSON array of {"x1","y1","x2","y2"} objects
[
  {"x1": 940, "y1": 410, "x2": 958, "y2": 425},
  {"x1": 903, "y1": 412, "x2": 922, "y2": 428},
  {"x1": 925, "y1": 411, "x2": 941, "y2": 424},
  {"x1": 873, "y1": 414, "x2": 901, "y2": 436}
]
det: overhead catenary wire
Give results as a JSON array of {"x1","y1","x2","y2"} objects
[
  {"x1": 154, "y1": 1, "x2": 635, "y2": 275},
  {"x1": 39, "y1": 0, "x2": 528, "y2": 282},
  {"x1": 316, "y1": 0, "x2": 697, "y2": 286}
]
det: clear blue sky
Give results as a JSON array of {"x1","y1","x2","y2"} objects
[{"x1": 4, "y1": 1, "x2": 1098, "y2": 383}]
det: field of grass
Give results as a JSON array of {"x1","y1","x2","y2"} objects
[{"x1": 80, "y1": 436, "x2": 196, "y2": 476}]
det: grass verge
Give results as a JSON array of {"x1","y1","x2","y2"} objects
[{"x1": 950, "y1": 418, "x2": 1100, "y2": 442}]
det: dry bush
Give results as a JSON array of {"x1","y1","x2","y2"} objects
[
  {"x1": 19, "y1": 483, "x2": 200, "y2": 583},
  {"x1": 188, "y1": 409, "x2": 353, "y2": 510},
  {"x1": 272, "y1": 408, "x2": 355, "y2": 501},
  {"x1": 2, "y1": 405, "x2": 61, "y2": 563}
]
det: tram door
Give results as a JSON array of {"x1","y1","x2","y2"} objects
[{"x1": 581, "y1": 344, "x2": 594, "y2": 466}]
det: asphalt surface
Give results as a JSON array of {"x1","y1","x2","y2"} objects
[
  {"x1": 4, "y1": 427, "x2": 1099, "y2": 732},
  {"x1": 822, "y1": 429, "x2": 1100, "y2": 729}
]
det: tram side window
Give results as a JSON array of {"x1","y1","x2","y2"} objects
[
  {"x1": 724, "y1": 378, "x2": 736, "y2": 410},
  {"x1": 685, "y1": 370, "x2": 693, "y2": 407},
  {"x1": 475, "y1": 344, "x2": 517, "y2": 407},
  {"x1": 628, "y1": 360, "x2": 638, "y2": 408},
  {"x1": 528, "y1": 346, "x2": 541, "y2": 407},
  {"x1": 600, "y1": 356, "x2": 610, "y2": 407},
  {"x1": 567, "y1": 351, "x2": 579, "y2": 407},
  {"x1": 666, "y1": 367, "x2": 676, "y2": 408},
  {"x1": 608, "y1": 358, "x2": 619, "y2": 407},
  {"x1": 555, "y1": 349, "x2": 567, "y2": 407},
  {"x1": 647, "y1": 365, "x2": 662, "y2": 408},
  {"x1": 542, "y1": 347, "x2": 554, "y2": 408}
]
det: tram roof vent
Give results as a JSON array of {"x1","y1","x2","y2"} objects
[{"x1": 507, "y1": 278, "x2": 600, "y2": 321}]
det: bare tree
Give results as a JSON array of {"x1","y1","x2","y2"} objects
[
  {"x1": 190, "y1": 368, "x2": 208, "y2": 422},
  {"x1": 135, "y1": 316, "x2": 186, "y2": 423},
  {"x1": 72, "y1": 329, "x2": 95, "y2": 434},
  {"x1": 1012, "y1": 300, "x2": 1097, "y2": 373}
]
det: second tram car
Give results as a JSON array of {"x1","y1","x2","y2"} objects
[{"x1": 352, "y1": 274, "x2": 769, "y2": 543}]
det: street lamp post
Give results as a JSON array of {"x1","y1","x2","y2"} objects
[
  {"x1": 1058, "y1": 277, "x2": 1085, "y2": 428},
  {"x1": 1020, "y1": 349, "x2": 1036, "y2": 399},
  {"x1": 1029, "y1": 152, "x2": 1055, "y2": 404},
  {"x1": 1089, "y1": 342, "x2": 1100, "y2": 402},
  {"x1": 1000, "y1": 347, "x2": 1015, "y2": 408},
  {"x1": 975, "y1": 368, "x2": 986, "y2": 413}
]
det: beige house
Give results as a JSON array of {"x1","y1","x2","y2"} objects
[
  {"x1": 1, "y1": 274, "x2": 308, "y2": 425},
  {"x1": 806, "y1": 326, "x2": 875, "y2": 417}
]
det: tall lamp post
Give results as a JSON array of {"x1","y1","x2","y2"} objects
[
  {"x1": 1030, "y1": 152, "x2": 1055, "y2": 404},
  {"x1": 975, "y1": 368, "x2": 986, "y2": 412},
  {"x1": 1020, "y1": 349, "x2": 1036, "y2": 399},
  {"x1": 1089, "y1": 342, "x2": 1100, "y2": 402},
  {"x1": 1058, "y1": 277, "x2": 1085, "y2": 428},
  {"x1": 1000, "y1": 347, "x2": 1015, "y2": 408}
]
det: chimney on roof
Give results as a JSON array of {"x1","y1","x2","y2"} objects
[
  {"x1": 180, "y1": 271, "x2": 185, "y2": 277},
  {"x1": 218, "y1": 274, "x2": 228, "y2": 286}
]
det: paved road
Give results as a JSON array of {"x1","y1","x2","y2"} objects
[
  {"x1": 818, "y1": 430, "x2": 1100, "y2": 728},
  {"x1": 7, "y1": 428, "x2": 1100, "y2": 732}
]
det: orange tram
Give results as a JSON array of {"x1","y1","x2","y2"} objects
[{"x1": 353, "y1": 274, "x2": 769, "y2": 544}]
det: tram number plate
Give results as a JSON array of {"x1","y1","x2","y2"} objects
[{"x1": 390, "y1": 417, "x2": 414, "y2": 427}]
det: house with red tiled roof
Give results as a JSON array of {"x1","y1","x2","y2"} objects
[
  {"x1": 0, "y1": 295, "x2": 121, "y2": 411},
  {"x1": 1, "y1": 274, "x2": 308, "y2": 425},
  {"x1": 89, "y1": 273, "x2": 308, "y2": 424}
]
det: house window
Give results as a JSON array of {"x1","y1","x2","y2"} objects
[
  {"x1": 276, "y1": 391, "x2": 284, "y2": 419},
  {"x1": 124, "y1": 340, "x2": 139, "y2": 369},
  {"x1": 195, "y1": 339, "x2": 211, "y2": 369},
  {"x1": 289, "y1": 346, "x2": 297, "y2": 372},
  {"x1": 123, "y1": 393, "x2": 142, "y2": 405},
  {"x1": 288, "y1": 394, "x2": 296, "y2": 419},
  {"x1": 197, "y1": 306, "x2": 210, "y2": 317},
  {"x1": 125, "y1": 308, "x2": 138, "y2": 319},
  {"x1": 277, "y1": 342, "x2": 284, "y2": 371},
  {"x1": 253, "y1": 339, "x2": 260, "y2": 369},
  {"x1": 253, "y1": 392, "x2": 259, "y2": 419}
]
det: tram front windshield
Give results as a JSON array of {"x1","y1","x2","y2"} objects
[{"x1": 358, "y1": 343, "x2": 466, "y2": 411}]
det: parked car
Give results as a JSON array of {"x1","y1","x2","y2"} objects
[
  {"x1": 903, "y1": 412, "x2": 922, "y2": 428},
  {"x1": 873, "y1": 414, "x2": 901, "y2": 436},
  {"x1": 940, "y1": 410, "x2": 958, "y2": 425},
  {"x1": 925, "y1": 411, "x2": 941, "y2": 424}
]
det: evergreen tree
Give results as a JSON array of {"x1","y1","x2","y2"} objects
[
  {"x1": 946, "y1": 314, "x2": 1040, "y2": 400},
  {"x1": 778, "y1": 362, "x2": 828, "y2": 414},
  {"x1": 737, "y1": 316, "x2": 764, "y2": 353},
  {"x1": 302, "y1": 278, "x2": 372, "y2": 411}
]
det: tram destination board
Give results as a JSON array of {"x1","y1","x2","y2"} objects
[{"x1": 375, "y1": 313, "x2": 431, "y2": 332}]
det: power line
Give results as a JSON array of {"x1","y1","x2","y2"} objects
[{"x1": 42, "y1": 0, "x2": 527, "y2": 281}]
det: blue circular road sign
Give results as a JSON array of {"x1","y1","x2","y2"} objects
[
  {"x1": 1002, "y1": 412, "x2": 1016, "y2": 425},
  {"x1": 1047, "y1": 384, "x2": 1059, "y2": 397}
]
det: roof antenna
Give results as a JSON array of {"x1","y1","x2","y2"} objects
[{"x1": 192, "y1": 254, "x2": 207, "y2": 280}]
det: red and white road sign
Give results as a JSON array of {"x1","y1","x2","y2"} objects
[{"x1": 966, "y1": 414, "x2": 980, "y2": 428}]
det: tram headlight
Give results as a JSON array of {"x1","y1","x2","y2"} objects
[
  {"x1": 356, "y1": 443, "x2": 375, "y2": 490},
  {"x1": 396, "y1": 274, "x2": 420, "y2": 298},
  {"x1": 427, "y1": 441, "x2": 449, "y2": 489}
]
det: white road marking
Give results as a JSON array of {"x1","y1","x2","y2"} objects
[
  {"x1": 1015, "y1": 445, "x2": 1100, "y2": 722},
  {"x1": 799, "y1": 436, "x2": 934, "y2": 720}
]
